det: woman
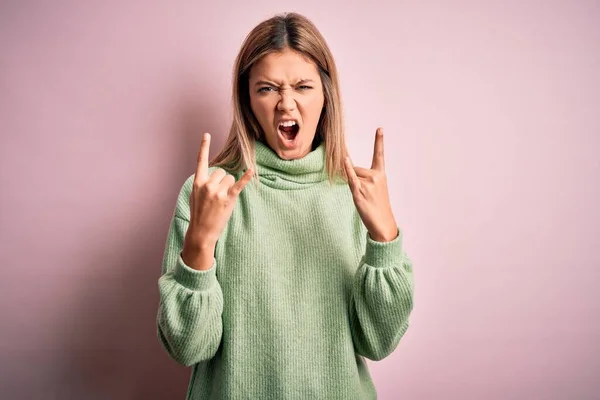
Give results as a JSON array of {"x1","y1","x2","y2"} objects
[{"x1": 157, "y1": 12, "x2": 414, "y2": 400}]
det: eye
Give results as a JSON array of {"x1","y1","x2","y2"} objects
[
  {"x1": 258, "y1": 86, "x2": 276, "y2": 93},
  {"x1": 297, "y1": 85, "x2": 313, "y2": 90}
]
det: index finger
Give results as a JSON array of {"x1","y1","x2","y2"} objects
[
  {"x1": 370, "y1": 127, "x2": 385, "y2": 171},
  {"x1": 195, "y1": 132, "x2": 211, "y2": 181}
]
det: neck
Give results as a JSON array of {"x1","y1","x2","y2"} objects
[{"x1": 254, "y1": 139, "x2": 328, "y2": 190}]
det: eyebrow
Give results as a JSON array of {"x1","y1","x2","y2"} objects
[{"x1": 254, "y1": 79, "x2": 315, "y2": 87}]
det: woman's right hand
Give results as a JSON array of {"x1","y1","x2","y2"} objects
[{"x1": 182, "y1": 132, "x2": 254, "y2": 270}]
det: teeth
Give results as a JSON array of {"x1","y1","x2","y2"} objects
[{"x1": 279, "y1": 120, "x2": 297, "y2": 128}]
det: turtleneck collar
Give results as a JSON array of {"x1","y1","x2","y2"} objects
[{"x1": 254, "y1": 139, "x2": 328, "y2": 189}]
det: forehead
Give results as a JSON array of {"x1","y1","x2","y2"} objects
[{"x1": 250, "y1": 49, "x2": 320, "y2": 82}]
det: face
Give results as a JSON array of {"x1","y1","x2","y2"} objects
[{"x1": 248, "y1": 48, "x2": 325, "y2": 160}]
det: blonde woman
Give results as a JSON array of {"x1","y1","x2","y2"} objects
[{"x1": 157, "y1": 12, "x2": 414, "y2": 400}]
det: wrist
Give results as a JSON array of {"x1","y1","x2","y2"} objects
[
  {"x1": 368, "y1": 226, "x2": 399, "y2": 243},
  {"x1": 184, "y1": 230, "x2": 217, "y2": 251},
  {"x1": 181, "y1": 240, "x2": 216, "y2": 271}
]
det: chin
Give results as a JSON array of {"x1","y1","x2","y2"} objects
[
  {"x1": 275, "y1": 147, "x2": 307, "y2": 161},
  {"x1": 266, "y1": 131, "x2": 315, "y2": 160}
]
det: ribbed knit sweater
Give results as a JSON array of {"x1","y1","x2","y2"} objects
[{"x1": 157, "y1": 139, "x2": 414, "y2": 399}]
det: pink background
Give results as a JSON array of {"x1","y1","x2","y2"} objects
[{"x1": 1, "y1": 1, "x2": 599, "y2": 399}]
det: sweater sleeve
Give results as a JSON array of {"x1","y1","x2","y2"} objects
[
  {"x1": 156, "y1": 183, "x2": 224, "y2": 366},
  {"x1": 348, "y1": 227, "x2": 414, "y2": 361}
]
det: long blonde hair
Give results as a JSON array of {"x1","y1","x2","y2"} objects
[{"x1": 210, "y1": 12, "x2": 349, "y2": 185}]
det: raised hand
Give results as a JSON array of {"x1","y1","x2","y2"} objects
[
  {"x1": 344, "y1": 128, "x2": 398, "y2": 242},
  {"x1": 182, "y1": 132, "x2": 254, "y2": 269}
]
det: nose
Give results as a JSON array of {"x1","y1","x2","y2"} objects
[{"x1": 276, "y1": 88, "x2": 296, "y2": 112}]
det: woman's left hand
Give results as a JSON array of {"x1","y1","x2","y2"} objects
[{"x1": 344, "y1": 127, "x2": 399, "y2": 242}]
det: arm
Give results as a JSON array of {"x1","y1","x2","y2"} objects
[
  {"x1": 349, "y1": 227, "x2": 414, "y2": 361},
  {"x1": 156, "y1": 193, "x2": 224, "y2": 366}
]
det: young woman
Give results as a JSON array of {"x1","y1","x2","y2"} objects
[{"x1": 157, "y1": 12, "x2": 414, "y2": 400}]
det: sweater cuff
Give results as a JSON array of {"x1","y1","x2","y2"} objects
[
  {"x1": 364, "y1": 227, "x2": 403, "y2": 269},
  {"x1": 173, "y1": 253, "x2": 217, "y2": 291}
]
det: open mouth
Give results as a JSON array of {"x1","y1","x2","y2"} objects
[{"x1": 278, "y1": 120, "x2": 299, "y2": 141}]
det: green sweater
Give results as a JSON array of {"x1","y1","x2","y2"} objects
[{"x1": 157, "y1": 139, "x2": 414, "y2": 399}]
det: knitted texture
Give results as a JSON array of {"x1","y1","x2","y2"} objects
[{"x1": 157, "y1": 140, "x2": 414, "y2": 399}]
